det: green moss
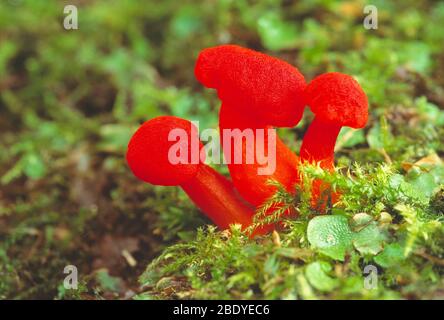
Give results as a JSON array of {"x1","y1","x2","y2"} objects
[{"x1": 139, "y1": 164, "x2": 444, "y2": 299}]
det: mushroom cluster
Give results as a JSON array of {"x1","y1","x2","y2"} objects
[{"x1": 126, "y1": 45, "x2": 368, "y2": 236}]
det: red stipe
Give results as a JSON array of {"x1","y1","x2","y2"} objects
[
  {"x1": 126, "y1": 116, "x2": 260, "y2": 232},
  {"x1": 300, "y1": 119, "x2": 339, "y2": 170},
  {"x1": 181, "y1": 165, "x2": 253, "y2": 230},
  {"x1": 220, "y1": 104, "x2": 300, "y2": 206}
]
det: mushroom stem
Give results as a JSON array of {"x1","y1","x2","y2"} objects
[
  {"x1": 181, "y1": 164, "x2": 255, "y2": 230},
  {"x1": 300, "y1": 117, "x2": 341, "y2": 169},
  {"x1": 219, "y1": 103, "x2": 300, "y2": 206},
  {"x1": 299, "y1": 117, "x2": 341, "y2": 211}
]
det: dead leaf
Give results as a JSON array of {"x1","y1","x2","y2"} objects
[{"x1": 402, "y1": 153, "x2": 442, "y2": 171}]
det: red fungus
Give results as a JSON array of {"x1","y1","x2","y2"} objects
[
  {"x1": 300, "y1": 72, "x2": 368, "y2": 169},
  {"x1": 300, "y1": 72, "x2": 368, "y2": 210},
  {"x1": 195, "y1": 45, "x2": 306, "y2": 206},
  {"x1": 126, "y1": 116, "x2": 256, "y2": 230},
  {"x1": 195, "y1": 45, "x2": 306, "y2": 127}
]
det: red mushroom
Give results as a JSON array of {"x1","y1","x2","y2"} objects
[
  {"x1": 195, "y1": 45, "x2": 306, "y2": 206},
  {"x1": 300, "y1": 72, "x2": 368, "y2": 169},
  {"x1": 126, "y1": 116, "x2": 256, "y2": 230},
  {"x1": 300, "y1": 72, "x2": 368, "y2": 209}
]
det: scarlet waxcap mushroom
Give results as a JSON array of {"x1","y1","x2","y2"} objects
[
  {"x1": 195, "y1": 44, "x2": 306, "y2": 127},
  {"x1": 126, "y1": 116, "x2": 268, "y2": 234},
  {"x1": 305, "y1": 72, "x2": 368, "y2": 129},
  {"x1": 300, "y1": 72, "x2": 369, "y2": 168},
  {"x1": 126, "y1": 116, "x2": 204, "y2": 186},
  {"x1": 300, "y1": 72, "x2": 368, "y2": 210}
]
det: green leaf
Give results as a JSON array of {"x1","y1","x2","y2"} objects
[
  {"x1": 404, "y1": 170, "x2": 439, "y2": 202},
  {"x1": 374, "y1": 243, "x2": 405, "y2": 268},
  {"x1": 305, "y1": 261, "x2": 338, "y2": 292},
  {"x1": 410, "y1": 172, "x2": 438, "y2": 199},
  {"x1": 307, "y1": 215, "x2": 353, "y2": 261},
  {"x1": 430, "y1": 166, "x2": 444, "y2": 184},
  {"x1": 308, "y1": 214, "x2": 386, "y2": 259},
  {"x1": 352, "y1": 222, "x2": 385, "y2": 255},
  {"x1": 389, "y1": 173, "x2": 404, "y2": 189},
  {"x1": 400, "y1": 180, "x2": 429, "y2": 205}
]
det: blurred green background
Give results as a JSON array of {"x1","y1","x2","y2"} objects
[{"x1": 1, "y1": 0, "x2": 444, "y2": 299}]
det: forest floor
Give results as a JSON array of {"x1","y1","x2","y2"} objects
[{"x1": 1, "y1": 0, "x2": 444, "y2": 299}]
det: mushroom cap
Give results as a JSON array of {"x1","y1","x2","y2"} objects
[
  {"x1": 195, "y1": 45, "x2": 306, "y2": 127},
  {"x1": 306, "y1": 72, "x2": 368, "y2": 128},
  {"x1": 126, "y1": 116, "x2": 204, "y2": 186}
]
